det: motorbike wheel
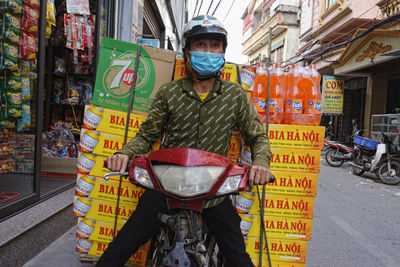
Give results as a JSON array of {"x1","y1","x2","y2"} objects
[
  {"x1": 325, "y1": 148, "x2": 345, "y2": 167},
  {"x1": 376, "y1": 161, "x2": 400, "y2": 185},
  {"x1": 351, "y1": 158, "x2": 365, "y2": 176}
]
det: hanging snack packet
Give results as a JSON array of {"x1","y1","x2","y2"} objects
[
  {"x1": 17, "y1": 103, "x2": 31, "y2": 131},
  {"x1": 19, "y1": 31, "x2": 37, "y2": 61},
  {"x1": 1, "y1": 42, "x2": 19, "y2": 72},
  {"x1": 6, "y1": 91, "x2": 22, "y2": 118},
  {"x1": 47, "y1": 0, "x2": 56, "y2": 26},
  {"x1": 21, "y1": 76, "x2": 31, "y2": 102},
  {"x1": 54, "y1": 57, "x2": 66, "y2": 75},
  {"x1": 21, "y1": 5, "x2": 39, "y2": 36},
  {"x1": 65, "y1": 79, "x2": 81, "y2": 105},
  {"x1": 2, "y1": 0, "x2": 23, "y2": 16},
  {"x1": 52, "y1": 78, "x2": 64, "y2": 104},
  {"x1": 6, "y1": 74, "x2": 22, "y2": 91},
  {"x1": 1, "y1": 13, "x2": 21, "y2": 34},
  {"x1": 23, "y1": 0, "x2": 40, "y2": 9},
  {"x1": 1, "y1": 29, "x2": 21, "y2": 45}
]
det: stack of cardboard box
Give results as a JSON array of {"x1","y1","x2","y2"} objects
[
  {"x1": 73, "y1": 38, "x2": 176, "y2": 265},
  {"x1": 233, "y1": 124, "x2": 324, "y2": 267}
]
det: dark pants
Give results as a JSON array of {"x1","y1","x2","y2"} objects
[{"x1": 96, "y1": 190, "x2": 253, "y2": 267}]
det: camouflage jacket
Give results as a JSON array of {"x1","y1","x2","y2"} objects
[{"x1": 118, "y1": 77, "x2": 271, "y2": 207}]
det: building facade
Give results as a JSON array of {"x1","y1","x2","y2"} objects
[
  {"x1": 296, "y1": 0, "x2": 400, "y2": 142},
  {"x1": 242, "y1": 0, "x2": 301, "y2": 65}
]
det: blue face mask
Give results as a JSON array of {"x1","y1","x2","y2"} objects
[{"x1": 190, "y1": 51, "x2": 224, "y2": 75}]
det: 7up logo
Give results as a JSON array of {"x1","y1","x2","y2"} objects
[{"x1": 102, "y1": 48, "x2": 155, "y2": 100}]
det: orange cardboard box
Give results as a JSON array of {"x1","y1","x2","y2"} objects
[{"x1": 246, "y1": 237, "x2": 307, "y2": 263}]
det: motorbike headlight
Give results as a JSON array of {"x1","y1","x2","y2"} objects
[
  {"x1": 216, "y1": 175, "x2": 242, "y2": 196},
  {"x1": 134, "y1": 166, "x2": 154, "y2": 189},
  {"x1": 152, "y1": 165, "x2": 225, "y2": 197}
]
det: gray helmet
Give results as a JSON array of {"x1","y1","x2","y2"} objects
[{"x1": 183, "y1": 15, "x2": 227, "y2": 51}]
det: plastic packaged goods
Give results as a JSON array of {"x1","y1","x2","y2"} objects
[
  {"x1": 240, "y1": 65, "x2": 256, "y2": 91},
  {"x1": 250, "y1": 62, "x2": 268, "y2": 123},
  {"x1": 268, "y1": 64, "x2": 285, "y2": 124},
  {"x1": 283, "y1": 64, "x2": 303, "y2": 124},
  {"x1": 302, "y1": 64, "x2": 322, "y2": 126}
]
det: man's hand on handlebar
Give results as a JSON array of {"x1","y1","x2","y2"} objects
[
  {"x1": 106, "y1": 153, "x2": 130, "y2": 174},
  {"x1": 247, "y1": 165, "x2": 273, "y2": 191}
]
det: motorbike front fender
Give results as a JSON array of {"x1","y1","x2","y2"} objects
[{"x1": 370, "y1": 144, "x2": 386, "y2": 172}]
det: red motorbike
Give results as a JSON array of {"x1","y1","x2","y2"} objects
[
  {"x1": 105, "y1": 148, "x2": 259, "y2": 267},
  {"x1": 324, "y1": 139, "x2": 356, "y2": 167}
]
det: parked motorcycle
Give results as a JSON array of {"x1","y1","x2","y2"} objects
[
  {"x1": 104, "y1": 148, "x2": 272, "y2": 267},
  {"x1": 348, "y1": 133, "x2": 399, "y2": 185},
  {"x1": 375, "y1": 133, "x2": 400, "y2": 185},
  {"x1": 324, "y1": 129, "x2": 363, "y2": 167}
]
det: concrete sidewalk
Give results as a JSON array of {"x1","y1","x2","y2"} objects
[{"x1": 23, "y1": 226, "x2": 93, "y2": 267}]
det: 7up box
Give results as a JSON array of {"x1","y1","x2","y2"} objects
[{"x1": 93, "y1": 38, "x2": 176, "y2": 114}]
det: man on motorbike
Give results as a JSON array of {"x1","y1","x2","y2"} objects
[{"x1": 96, "y1": 15, "x2": 272, "y2": 267}]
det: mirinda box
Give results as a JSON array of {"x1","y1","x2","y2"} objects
[
  {"x1": 256, "y1": 171, "x2": 319, "y2": 196},
  {"x1": 76, "y1": 238, "x2": 150, "y2": 267},
  {"x1": 243, "y1": 214, "x2": 313, "y2": 241},
  {"x1": 75, "y1": 174, "x2": 145, "y2": 205},
  {"x1": 246, "y1": 237, "x2": 307, "y2": 263},
  {"x1": 248, "y1": 193, "x2": 315, "y2": 219},
  {"x1": 83, "y1": 105, "x2": 147, "y2": 138}
]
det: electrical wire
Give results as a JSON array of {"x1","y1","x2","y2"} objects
[
  {"x1": 304, "y1": 13, "x2": 400, "y2": 61},
  {"x1": 207, "y1": 0, "x2": 215, "y2": 15},
  {"x1": 192, "y1": 0, "x2": 200, "y2": 18},
  {"x1": 212, "y1": 0, "x2": 223, "y2": 16},
  {"x1": 223, "y1": 0, "x2": 236, "y2": 22},
  {"x1": 196, "y1": 0, "x2": 204, "y2": 16}
]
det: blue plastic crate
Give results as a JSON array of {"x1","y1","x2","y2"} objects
[{"x1": 354, "y1": 136, "x2": 379, "y2": 149}]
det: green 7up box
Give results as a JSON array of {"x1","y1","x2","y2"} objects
[{"x1": 93, "y1": 38, "x2": 176, "y2": 114}]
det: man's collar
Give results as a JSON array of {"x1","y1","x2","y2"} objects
[{"x1": 181, "y1": 77, "x2": 223, "y2": 95}]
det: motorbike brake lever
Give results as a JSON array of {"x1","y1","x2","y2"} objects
[{"x1": 104, "y1": 172, "x2": 129, "y2": 181}]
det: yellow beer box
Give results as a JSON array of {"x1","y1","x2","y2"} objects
[
  {"x1": 227, "y1": 131, "x2": 242, "y2": 161},
  {"x1": 258, "y1": 171, "x2": 318, "y2": 196},
  {"x1": 80, "y1": 128, "x2": 134, "y2": 157},
  {"x1": 246, "y1": 237, "x2": 307, "y2": 263},
  {"x1": 76, "y1": 218, "x2": 125, "y2": 243},
  {"x1": 249, "y1": 193, "x2": 315, "y2": 219},
  {"x1": 73, "y1": 196, "x2": 138, "y2": 224},
  {"x1": 241, "y1": 147, "x2": 321, "y2": 173},
  {"x1": 75, "y1": 174, "x2": 144, "y2": 205},
  {"x1": 76, "y1": 238, "x2": 150, "y2": 267},
  {"x1": 251, "y1": 259, "x2": 305, "y2": 267},
  {"x1": 220, "y1": 63, "x2": 240, "y2": 84},
  {"x1": 173, "y1": 58, "x2": 241, "y2": 84},
  {"x1": 268, "y1": 124, "x2": 325, "y2": 150},
  {"x1": 243, "y1": 214, "x2": 313, "y2": 241},
  {"x1": 173, "y1": 58, "x2": 186, "y2": 80},
  {"x1": 83, "y1": 104, "x2": 147, "y2": 138}
]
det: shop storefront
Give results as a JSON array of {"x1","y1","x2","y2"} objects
[
  {"x1": 0, "y1": 0, "x2": 116, "y2": 220},
  {"x1": 334, "y1": 28, "x2": 400, "y2": 143}
]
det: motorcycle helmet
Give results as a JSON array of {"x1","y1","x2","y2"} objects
[{"x1": 182, "y1": 15, "x2": 227, "y2": 80}]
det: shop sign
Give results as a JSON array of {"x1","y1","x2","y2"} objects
[{"x1": 322, "y1": 75, "x2": 345, "y2": 114}]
